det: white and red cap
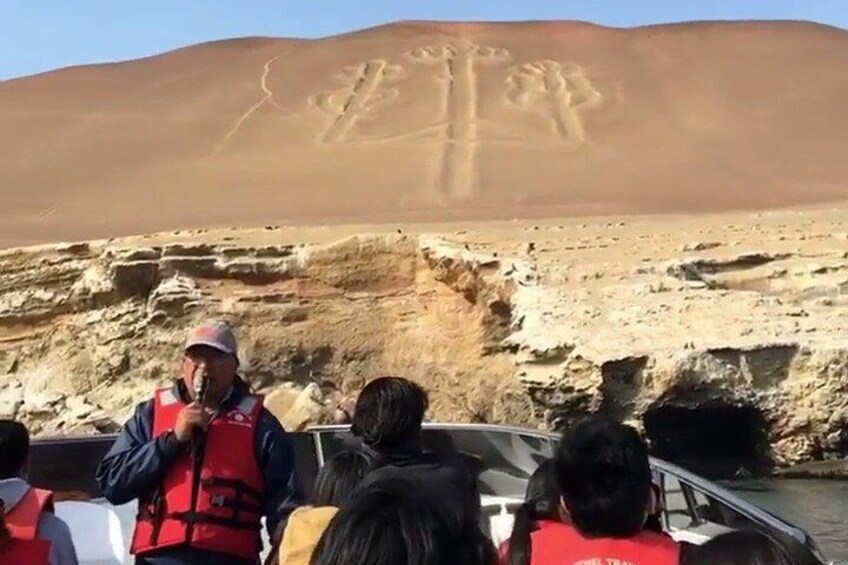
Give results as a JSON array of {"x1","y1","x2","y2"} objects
[{"x1": 184, "y1": 321, "x2": 239, "y2": 363}]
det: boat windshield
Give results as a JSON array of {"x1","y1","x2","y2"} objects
[{"x1": 316, "y1": 426, "x2": 556, "y2": 499}]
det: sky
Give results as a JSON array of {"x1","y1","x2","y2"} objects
[{"x1": 1, "y1": 0, "x2": 846, "y2": 79}]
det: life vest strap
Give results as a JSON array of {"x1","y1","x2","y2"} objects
[
  {"x1": 136, "y1": 489, "x2": 166, "y2": 546},
  {"x1": 207, "y1": 495, "x2": 263, "y2": 515},
  {"x1": 201, "y1": 477, "x2": 263, "y2": 502},
  {"x1": 137, "y1": 495, "x2": 263, "y2": 527},
  {"x1": 166, "y1": 511, "x2": 261, "y2": 531}
]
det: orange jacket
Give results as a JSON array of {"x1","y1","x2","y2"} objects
[{"x1": 278, "y1": 506, "x2": 339, "y2": 565}]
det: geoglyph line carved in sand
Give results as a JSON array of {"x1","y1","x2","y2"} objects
[
  {"x1": 211, "y1": 50, "x2": 294, "y2": 155},
  {"x1": 312, "y1": 59, "x2": 404, "y2": 144},
  {"x1": 507, "y1": 61, "x2": 602, "y2": 143},
  {"x1": 408, "y1": 40, "x2": 511, "y2": 201}
]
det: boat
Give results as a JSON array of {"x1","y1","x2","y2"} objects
[{"x1": 28, "y1": 423, "x2": 836, "y2": 564}]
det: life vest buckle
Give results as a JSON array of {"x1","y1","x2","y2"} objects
[{"x1": 210, "y1": 494, "x2": 226, "y2": 508}]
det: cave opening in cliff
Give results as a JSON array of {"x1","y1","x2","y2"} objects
[{"x1": 643, "y1": 402, "x2": 769, "y2": 479}]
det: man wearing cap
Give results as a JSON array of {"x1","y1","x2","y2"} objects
[{"x1": 96, "y1": 321, "x2": 301, "y2": 565}]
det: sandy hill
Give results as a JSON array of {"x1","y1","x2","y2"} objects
[{"x1": 2, "y1": 20, "x2": 848, "y2": 246}]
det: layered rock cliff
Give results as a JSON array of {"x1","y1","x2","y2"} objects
[
  {"x1": 0, "y1": 231, "x2": 531, "y2": 438},
  {"x1": 0, "y1": 207, "x2": 846, "y2": 471}
]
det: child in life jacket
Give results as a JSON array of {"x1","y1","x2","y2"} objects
[{"x1": 0, "y1": 419, "x2": 78, "y2": 565}]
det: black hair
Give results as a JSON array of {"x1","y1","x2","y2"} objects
[
  {"x1": 350, "y1": 377, "x2": 428, "y2": 450},
  {"x1": 554, "y1": 417, "x2": 652, "y2": 538},
  {"x1": 508, "y1": 459, "x2": 562, "y2": 565},
  {"x1": 310, "y1": 475, "x2": 495, "y2": 565},
  {"x1": 682, "y1": 529, "x2": 819, "y2": 565},
  {"x1": 0, "y1": 420, "x2": 29, "y2": 479},
  {"x1": 312, "y1": 449, "x2": 373, "y2": 507}
]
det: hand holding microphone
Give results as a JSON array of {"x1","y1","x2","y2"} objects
[{"x1": 174, "y1": 369, "x2": 212, "y2": 444}]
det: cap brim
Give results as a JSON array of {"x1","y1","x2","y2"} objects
[{"x1": 185, "y1": 340, "x2": 238, "y2": 359}]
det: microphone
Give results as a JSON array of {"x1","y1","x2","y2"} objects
[
  {"x1": 190, "y1": 372, "x2": 210, "y2": 457},
  {"x1": 194, "y1": 371, "x2": 210, "y2": 404}
]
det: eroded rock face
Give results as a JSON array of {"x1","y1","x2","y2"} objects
[
  {"x1": 0, "y1": 208, "x2": 846, "y2": 470},
  {"x1": 0, "y1": 233, "x2": 528, "y2": 441},
  {"x1": 266, "y1": 383, "x2": 326, "y2": 431},
  {"x1": 500, "y1": 209, "x2": 848, "y2": 469}
]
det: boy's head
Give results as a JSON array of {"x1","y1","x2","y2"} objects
[
  {"x1": 351, "y1": 377, "x2": 428, "y2": 450},
  {"x1": 0, "y1": 420, "x2": 30, "y2": 479},
  {"x1": 554, "y1": 417, "x2": 653, "y2": 538}
]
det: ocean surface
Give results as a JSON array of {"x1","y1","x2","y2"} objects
[{"x1": 728, "y1": 479, "x2": 848, "y2": 562}]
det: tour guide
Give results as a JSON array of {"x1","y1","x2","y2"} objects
[{"x1": 96, "y1": 321, "x2": 301, "y2": 565}]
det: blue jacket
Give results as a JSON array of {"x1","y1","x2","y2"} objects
[{"x1": 95, "y1": 381, "x2": 302, "y2": 565}]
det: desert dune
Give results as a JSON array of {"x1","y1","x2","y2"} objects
[{"x1": 1, "y1": 20, "x2": 847, "y2": 245}]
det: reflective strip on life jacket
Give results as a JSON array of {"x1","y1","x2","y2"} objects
[{"x1": 159, "y1": 388, "x2": 180, "y2": 407}]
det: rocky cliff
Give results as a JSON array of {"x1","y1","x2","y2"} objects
[
  {"x1": 0, "y1": 230, "x2": 531, "y2": 438},
  {"x1": 0, "y1": 207, "x2": 846, "y2": 471}
]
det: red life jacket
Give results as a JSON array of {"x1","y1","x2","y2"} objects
[
  {"x1": 528, "y1": 521, "x2": 680, "y2": 565},
  {"x1": 0, "y1": 487, "x2": 53, "y2": 565},
  {"x1": 497, "y1": 519, "x2": 562, "y2": 565},
  {"x1": 0, "y1": 537, "x2": 51, "y2": 565},
  {"x1": 131, "y1": 388, "x2": 266, "y2": 560}
]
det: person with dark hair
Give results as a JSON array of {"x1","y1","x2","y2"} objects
[
  {"x1": 310, "y1": 474, "x2": 496, "y2": 565},
  {"x1": 0, "y1": 419, "x2": 78, "y2": 565},
  {"x1": 96, "y1": 321, "x2": 302, "y2": 565},
  {"x1": 682, "y1": 529, "x2": 820, "y2": 565},
  {"x1": 351, "y1": 376, "x2": 480, "y2": 522},
  {"x1": 350, "y1": 376, "x2": 429, "y2": 449},
  {"x1": 498, "y1": 459, "x2": 565, "y2": 565},
  {"x1": 273, "y1": 450, "x2": 372, "y2": 565},
  {"x1": 527, "y1": 418, "x2": 679, "y2": 564}
]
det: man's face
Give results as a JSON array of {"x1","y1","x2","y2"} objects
[{"x1": 181, "y1": 345, "x2": 238, "y2": 406}]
